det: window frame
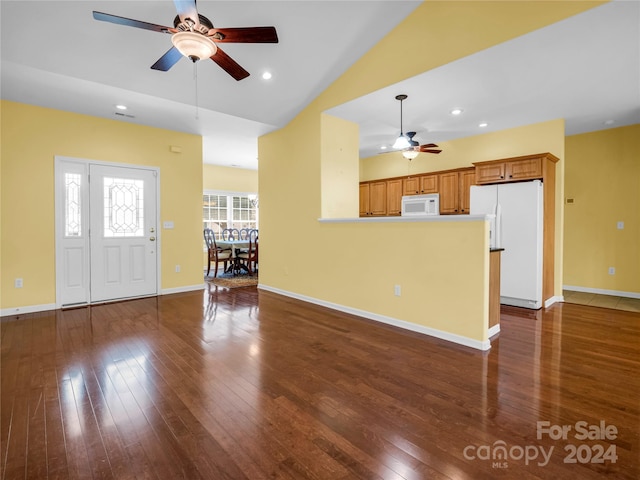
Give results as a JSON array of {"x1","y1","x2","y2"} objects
[{"x1": 203, "y1": 190, "x2": 258, "y2": 241}]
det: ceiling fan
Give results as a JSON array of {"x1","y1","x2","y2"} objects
[
  {"x1": 93, "y1": 0, "x2": 278, "y2": 81},
  {"x1": 392, "y1": 94, "x2": 442, "y2": 159}
]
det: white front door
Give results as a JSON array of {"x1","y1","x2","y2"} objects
[
  {"x1": 55, "y1": 158, "x2": 159, "y2": 306},
  {"x1": 89, "y1": 164, "x2": 158, "y2": 302}
]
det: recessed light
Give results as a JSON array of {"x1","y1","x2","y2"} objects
[
  {"x1": 604, "y1": 119, "x2": 615, "y2": 126},
  {"x1": 479, "y1": 122, "x2": 488, "y2": 128},
  {"x1": 380, "y1": 145, "x2": 388, "y2": 150},
  {"x1": 450, "y1": 108, "x2": 463, "y2": 115},
  {"x1": 261, "y1": 71, "x2": 272, "y2": 80},
  {"x1": 115, "y1": 104, "x2": 127, "y2": 110}
]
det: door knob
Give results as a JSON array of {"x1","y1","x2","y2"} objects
[{"x1": 149, "y1": 236, "x2": 156, "y2": 241}]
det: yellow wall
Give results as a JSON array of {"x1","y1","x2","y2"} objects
[
  {"x1": 564, "y1": 124, "x2": 640, "y2": 294},
  {"x1": 321, "y1": 114, "x2": 360, "y2": 218},
  {"x1": 360, "y1": 119, "x2": 563, "y2": 181},
  {"x1": 203, "y1": 164, "x2": 257, "y2": 192},
  {"x1": 259, "y1": 1, "x2": 601, "y2": 344},
  {"x1": 1, "y1": 100, "x2": 203, "y2": 311}
]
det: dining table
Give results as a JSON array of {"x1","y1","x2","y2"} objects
[{"x1": 216, "y1": 238, "x2": 250, "y2": 274}]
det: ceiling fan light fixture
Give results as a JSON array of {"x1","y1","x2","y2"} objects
[
  {"x1": 171, "y1": 31, "x2": 217, "y2": 62},
  {"x1": 392, "y1": 135, "x2": 411, "y2": 149},
  {"x1": 402, "y1": 149, "x2": 419, "y2": 160}
]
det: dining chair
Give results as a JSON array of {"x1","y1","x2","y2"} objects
[
  {"x1": 204, "y1": 228, "x2": 233, "y2": 277},
  {"x1": 221, "y1": 228, "x2": 240, "y2": 240},
  {"x1": 239, "y1": 228, "x2": 251, "y2": 240},
  {"x1": 237, "y1": 229, "x2": 258, "y2": 274}
]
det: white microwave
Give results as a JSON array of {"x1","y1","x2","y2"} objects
[{"x1": 401, "y1": 194, "x2": 440, "y2": 216}]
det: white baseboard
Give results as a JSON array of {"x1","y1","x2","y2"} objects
[
  {"x1": 563, "y1": 285, "x2": 640, "y2": 299},
  {"x1": 488, "y1": 324, "x2": 500, "y2": 338},
  {"x1": 2, "y1": 285, "x2": 205, "y2": 318},
  {"x1": 544, "y1": 295, "x2": 564, "y2": 308},
  {"x1": 258, "y1": 284, "x2": 492, "y2": 351},
  {"x1": 161, "y1": 284, "x2": 205, "y2": 295},
  {"x1": 1, "y1": 303, "x2": 57, "y2": 317}
]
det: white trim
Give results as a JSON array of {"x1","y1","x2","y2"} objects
[
  {"x1": 544, "y1": 295, "x2": 564, "y2": 308},
  {"x1": 488, "y1": 324, "x2": 501, "y2": 338},
  {"x1": 563, "y1": 285, "x2": 640, "y2": 300},
  {"x1": 3, "y1": 285, "x2": 205, "y2": 317},
  {"x1": 204, "y1": 188, "x2": 258, "y2": 197},
  {"x1": 1, "y1": 303, "x2": 57, "y2": 317},
  {"x1": 161, "y1": 284, "x2": 205, "y2": 295},
  {"x1": 258, "y1": 284, "x2": 491, "y2": 351}
]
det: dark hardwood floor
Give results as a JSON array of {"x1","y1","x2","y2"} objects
[{"x1": 2, "y1": 284, "x2": 639, "y2": 479}]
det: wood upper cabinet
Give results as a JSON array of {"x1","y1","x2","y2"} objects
[
  {"x1": 474, "y1": 162, "x2": 506, "y2": 184},
  {"x1": 402, "y1": 176, "x2": 420, "y2": 195},
  {"x1": 386, "y1": 178, "x2": 403, "y2": 216},
  {"x1": 438, "y1": 168, "x2": 475, "y2": 215},
  {"x1": 402, "y1": 174, "x2": 437, "y2": 195},
  {"x1": 359, "y1": 183, "x2": 370, "y2": 216},
  {"x1": 474, "y1": 154, "x2": 551, "y2": 185},
  {"x1": 420, "y1": 175, "x2": 438, "y2": 194},
  {"x1": 458, "y1": 169, "x2": 475, "y2": 214},
  {"x1": 360, "y1": 167, "x2": 476, "y2": 217},
  {"x1": 359, "y1": 181, "x2": 387, "y2": 216},
  {"x1": 438, "y1": 172, "x2": 459, "y2": 214}
]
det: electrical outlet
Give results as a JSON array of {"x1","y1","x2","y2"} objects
[
  {"x1": 394, "y1": 285, "x2": 401, "y2": 296},
  {"x1": 617, "y1": 221, "x2": 624, "y2": 230},
  {"x1": 608, "y1": 267, "x2": 615, "y2": 275},
  {"x1": 175, "y1": 265, "x2": 181, "y2": 273},
  {"x1": 15, "y1": 278, "x2": 23, "y2": 288}
]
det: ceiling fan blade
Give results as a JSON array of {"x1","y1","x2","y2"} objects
[
  {"x1": 423, "y1": 149, "x2": 442, "y2": 154},
  {"x1": 418, "y1": 143, "x2": 439, "y2": 150},
  {"x1": 151, "y1": 47, "x2": 183, "y2": 71},
  {"x1": 173, "y1": 0, "x2": 199, "y2": 25},
  {"x1": 208, "y1": 27, "x2": 279, "y2": 43},
  {"x1": 209, "y1": 47, "x2": 250, "y2": 81},
  {"x1": 92, "y1": 11, "x2": 174, "y2": 33}
]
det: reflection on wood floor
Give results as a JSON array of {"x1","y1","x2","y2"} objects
[{"x1": 2, "y1": 284, "x2": 639, "y2": 479}]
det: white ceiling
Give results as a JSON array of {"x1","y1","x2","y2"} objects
[
  {"x1": 0, "y1": 0, "x2": 421, "y2": 169},
  {"x1": 328, "y1": 0, "x2": 640, "y2": 158},
  {"x1": 2, "y1": 1, "x2": 639, "y2": 169}
]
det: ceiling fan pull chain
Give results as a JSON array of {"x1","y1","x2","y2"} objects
[{"x1": 194, "y1": 63, "x2": 200, "y2": 120}]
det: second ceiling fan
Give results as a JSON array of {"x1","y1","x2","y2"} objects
[
  {"x1": 392, "y1": 94, "x2": 442, "y2": 159},
  {"x1": 93, "y1": 0, "x2": 278, "y2": 81}
]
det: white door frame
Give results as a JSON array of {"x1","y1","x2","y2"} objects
[{"x1": 55, "y1": 156, "x2": 161, "y2": 307}]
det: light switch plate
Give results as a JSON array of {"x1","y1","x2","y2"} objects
[
  {"x1": 617, "y1": 221, "x2": 624, "y2": 230},
  {"x1": 163, "y1": 221, "x2": 174, "y2": 229}
]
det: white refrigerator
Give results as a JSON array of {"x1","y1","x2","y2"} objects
[{"x1": 470, "y1": 180, "x2": 544, "y2": 309}]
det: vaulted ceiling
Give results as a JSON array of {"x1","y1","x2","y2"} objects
[{"x1": 2, "y1": 1, "x2": 638, "y2": 169}]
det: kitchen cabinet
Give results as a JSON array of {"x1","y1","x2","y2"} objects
[
  {"x1": 403, "y1": 174, "x2": 437, "y2": 195},
  {"x1": 458, "y1": 168, "x2": 475, "y2": 214},
  {"x1": 386, "y1": 178, "x2": 403, "y2": 216},
  {"x1": 474, "y1": 154, "x2": 548, "y2": 185},
  {"x1": 359, "y1": 181, "x2": 387, "y2": 216},
  {"x1": 438, "y1": 172, "x2": 459, "y2": 214},
  {"x1": 361, "y1": 168, "x2": 474, "y2": 217},
  {"x1": 438, "y1": 168, "x2": 475, "y2": 214}
]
